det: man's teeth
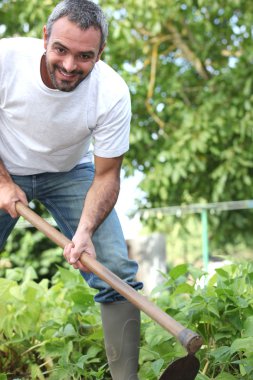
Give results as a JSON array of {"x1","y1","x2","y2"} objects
[{"x1": 59, "y1": 69, "x2": 74, "y2": 77}]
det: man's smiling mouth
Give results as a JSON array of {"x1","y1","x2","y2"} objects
[{"x1": 56, "y1": 66, "x2": 83, "y2": 80}]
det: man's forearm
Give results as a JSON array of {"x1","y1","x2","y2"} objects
[
  {"x1": 63, "y1": 155, "x2": 123, "y2": 270},
  {"x1": 0, "y1": 159, "x2": 28, "y2": 217},
  {"x1": 0, "y1": 159, "x2": 13, "y2": 184},
  {"x1": 78, "y1": 175, "x2": 120, "y2": 236}
]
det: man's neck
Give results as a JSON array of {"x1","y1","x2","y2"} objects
[{"x1": 40, "y1": 53, "x2": 55, "y2": 89}]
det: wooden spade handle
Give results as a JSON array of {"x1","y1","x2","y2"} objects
[{"x1": 16, "y1": 201, "x2": 203, "y2": 354}]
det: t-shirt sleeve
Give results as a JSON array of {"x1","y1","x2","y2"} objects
[
  {"x1": 0, "y1": 39, "x2": 6, "y2": 81},
  {"x1": 0, "y1": 39, "x2": 8, "y2": 107},
  {"x1": 92, "y1": 87, "x2": 131, "y2": 158}
]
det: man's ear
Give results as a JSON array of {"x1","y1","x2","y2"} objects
[
  {"x1": 43, "y1": 25, "x2": 48, "y2": 49},
  {"x1": 96, "y1": 43, "x2": 106, "y2": 62}
]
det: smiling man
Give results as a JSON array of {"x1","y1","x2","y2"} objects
[
  {"x1": 42, "y1": 16, "x2": 104, "y2": 91},
  {"x1": 0, "y1": 1, "x2": 143, "y2": 379}
]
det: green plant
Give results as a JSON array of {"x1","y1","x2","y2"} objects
[
  {"x1": 0, "y1": 262, "x2": 252, "y2": 379},
  {"x1": 0, "y1": 266, "x2": 110, "y2": 379},
  {"x1": 0, "y1": 213, "x2": 67, "y2": 283},
  {"x1": 139, "y1": 262, "x2": 253, "y2": 379}
]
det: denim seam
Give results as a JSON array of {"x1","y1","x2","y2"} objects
[
  {"x1": 0, "y1": 218, "x2": 17, "y2": 247},
  {"x1": 43, "y1": 199, "x2": 75, "y2": 237},
  {"x1": 32, "y1": 175, "x2": 36, "y2": 199}
]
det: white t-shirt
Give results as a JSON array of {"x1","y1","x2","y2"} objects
[{"x1": 0, "y1": 37, "x2": 131, "y2": 175}]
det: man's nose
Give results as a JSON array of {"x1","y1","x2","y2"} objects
[{"x1": 62, "y1": 55, "x2": 77, "y2": 72}]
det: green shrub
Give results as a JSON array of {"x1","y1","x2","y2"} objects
[
  {"x1": 0, "y1": 228, "x2": 67, "y2": 282},
  {"x1": 0, "y1": 266, "x2": 109, "y2": 380},
  {"x1": 0, "y1": 262, "x2": 252, "y2": 379},
  {"x1": 139, "y1": 262, "x2": 253, "y2": 380}
]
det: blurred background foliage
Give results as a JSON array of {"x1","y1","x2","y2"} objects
[{"x1": 0, "y1": 0, "x2": 253, "y2": 277}]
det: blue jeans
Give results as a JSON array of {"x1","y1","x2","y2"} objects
[{"x1": 0, "y1": 163, "x2": 143, "y2": 302}]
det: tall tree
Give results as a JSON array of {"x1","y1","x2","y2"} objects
[
  {"x1": 101, "y1": 0, "x2": 253, "y2": 248},
  {"x1": 1, "y1": 0, "x2": 253, "y2": 249}
]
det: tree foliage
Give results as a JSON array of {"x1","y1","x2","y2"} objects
[
  {"x1": 1, "y1": 0, "x2": 253, "y2": 247},
  {"x1": 103, "y1": 0, "x2": 253, "y2": 248}
]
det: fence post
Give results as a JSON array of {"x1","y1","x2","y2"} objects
[{"x1": 201, "y1": 209, "x2": 209, "y2": 271}]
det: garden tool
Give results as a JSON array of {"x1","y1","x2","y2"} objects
[{"x1": 16, "y1": 201, "x2": 203, "y2": 380}]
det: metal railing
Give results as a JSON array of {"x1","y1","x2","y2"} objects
[{"x1": 140, "y1": 200, "x2": 253, "y2": 270}]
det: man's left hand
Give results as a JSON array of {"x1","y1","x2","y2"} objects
[{"x1": 63, "y1": 232, "x2": 96, "y2": 272}]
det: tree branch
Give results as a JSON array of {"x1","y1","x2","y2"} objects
[
  {"x1": 145, "y1": 42, "x2": 165, "y2": 129},
  {"x1": 166, "y1": 22, "x2": 210, "y2": 80}
]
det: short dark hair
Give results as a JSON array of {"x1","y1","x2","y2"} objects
[{"x1": 46, "y1": 0, "x2": 108, "y2": 48}]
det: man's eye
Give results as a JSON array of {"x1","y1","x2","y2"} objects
[
  {"x1": 56, "y1": 47, "x2": 66, "y2": 54},
  {"x1": 79, "y1": 54, "x2": 91, "y2": 61}
]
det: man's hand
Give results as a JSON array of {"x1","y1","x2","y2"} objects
[
  {"x1": 63, "y1": 155, "x2": 123, "y2": 272},
  {"x1": 0, "y1": 181, "x2": 28, "y2": 218},
  {"x1": 0, "y1": 159, "x2": 28, "y2": 218},
  {"x1": 63, "y1": 231, "x2": 96, "y2": 272}
]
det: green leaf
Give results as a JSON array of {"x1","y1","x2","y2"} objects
[
  {"x1": 56, "y1": 323, "x2": 77, "y2": 338},
  {"x1": 145, "y1": 324, "x2": 172, "y2": 347},
  {"x1": 5, "y1": 268, "x2": 24, "y2": 282},
  {"x1": 76, "y1": 355, "x2": 88, "y2": 369},
  {"x1": 44, "y1": 339, "x2": 70, "y2": 357},
  {"x1": 58, "y1": 266, "x2": 80, "y2": 285},
  {"x1": 173, "y1": 283, "x2": 194, "y2": 295},
  {"x1": 87, "y1": 345, "x2": 102, "y2": 359},
  {"x1": 169, "y1": 264, "x2": 188, "y2": 280},
  {"x1": 215, "y1": 268, "x2": 230, "y2": 279},
  {"x1": 30, "y1": 363, "x2": 45, "y2": 380},
  {"x1": 70, "y1": 289, "x2": 94, "y2": 309},
  {"x1": 231, "y1": 337, "x2": 253, "y2": 355},
  {"x1": 9, "y1": 285, "x2": 24, "y2": 301},
  {"x1": 210, "y1": 346, "x2": 231, "y2": 363},
  {"x1": 215, "y1": 372, "x2": 237, "y2": 380},
  {"x1": 243, "y1": 316, "x2": 253, "y2": 337},
  {"x1": 196, "y1": 374, "x2": 210, "y2": 380},
  {"x1": 152, "y1": 358, "x2": 164, "y2": 376},
  {"x1": 23, "y1": 266, "x2": 38, "y2": 282}
]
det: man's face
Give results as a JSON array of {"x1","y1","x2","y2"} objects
[{"x1": 43, "y1": 17, "x2": 104, "y2": 92}]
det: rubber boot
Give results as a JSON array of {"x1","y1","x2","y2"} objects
[{"x1": 100, "y1": 301, "x2": 140, "y2": 380}]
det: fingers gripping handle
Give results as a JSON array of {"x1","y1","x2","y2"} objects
[{"x1": 15, "y1": 201, "x2": 203, "y2": 354}]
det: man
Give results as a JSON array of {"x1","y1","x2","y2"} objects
[{"x1": 0, "y1": 1, "x2": 143, "y2": 378}]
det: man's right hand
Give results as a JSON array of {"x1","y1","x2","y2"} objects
[{"x1": 0, "y1": 181, "x2": 28, "y2": 218}]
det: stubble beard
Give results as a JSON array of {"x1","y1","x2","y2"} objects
[{"x1": 46, "y1": 60, "x2": 87, "y2": 92}]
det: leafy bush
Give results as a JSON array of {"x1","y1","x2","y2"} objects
[
  {"x1": 0, "y1": 207, "x2": 67, "y2": 282},
  {"x1": 0, "y1": 266, "x2": 109, "y2": 380},
  {"x1": 0, "y1": 228, "x2": 67, "y2": 279},
  {"x1": 139, "y1": 262, "x2": 253, "y2": 380},
  {"x1": 0, "y1": 262, "x2": 252, "y2": 379}
]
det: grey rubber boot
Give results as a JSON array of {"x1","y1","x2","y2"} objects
[{"x1": 100, "y1": 301, "x2": 140, "y2": 380}]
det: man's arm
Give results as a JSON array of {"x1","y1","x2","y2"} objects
[
  {"x1": 63, "y1": 155, "x2": 123, "y2": 271},
  {"x1": 79, "y1": 155, "x2": 123, "y2": 235},
  {"x1": 0, "y1": 159, "x2": 28, "y2": 218}
]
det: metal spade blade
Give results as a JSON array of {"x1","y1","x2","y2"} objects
[{"x1": 159, "y1": 354, "x2": 200, "y2": 380}]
